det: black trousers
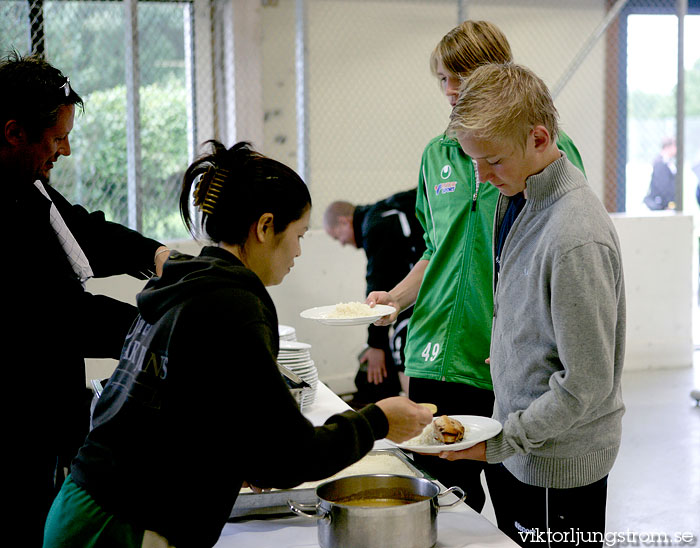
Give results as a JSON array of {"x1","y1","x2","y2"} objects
[
  {"x1": 407, "y1": 377, "x2": 495, "y2": 512},
  {"x1": 485, "y1": 463, "x2": 608, "y2": 548}
]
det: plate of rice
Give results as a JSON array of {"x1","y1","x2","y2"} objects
[
  {"x1": 299, "y1": 302, "x2": 396, "y2": 326},
  {"x1": 393, "y1": 415, "x2": 502, "y2": 454}
]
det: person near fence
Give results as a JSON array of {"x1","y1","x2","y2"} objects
[
  {"x1": 323, "y1": 189, "x2": 426, "y2": 404},
  {"x1": 2, "y1": 51, "x2": 169, "y2": 545},
  {"x1": 42, "y1": 140, "x2": 433, "y2": 548},
  {"x1": 643, "y1": 137, "x2": 677, "y2": 211},
  {"x1": 440, "y1": 62, "x2": 625, "y2": 546},
  {"x1": 366, "y1": 20, "x2": 586, "y2": 513}
]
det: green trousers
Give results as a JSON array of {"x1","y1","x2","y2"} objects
[{"x1": 43, "y1": 475, "x2": 172, "y2": 548}]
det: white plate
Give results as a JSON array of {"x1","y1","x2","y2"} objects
[
  {"x1": 392, "y1": 415, "x2": 502, "y2": 454},
  {"x1": 279, "y1": 360, "x2": 312, "y2": 368},
  {"x1": 282, "y1": 361, "x2": 317, "y2": 372},
  {"x1": 278, "y1": 353, "x2": 312, "y2": 360},
  {"x1": 299, "y1": 304, "x2": 396, "y2": 326},
  {"x1": 278, "y1": 324, "x2": 296, "y2": 337},
  {"x1": 278, "y1": 326, "x2": 297, "y2": 341},
  {"x1": 277, "y1": 348, "x2": 311, "y2": 357},
  {"x1": 280, "y1": 341, "x2": 311, "y2": 350}
]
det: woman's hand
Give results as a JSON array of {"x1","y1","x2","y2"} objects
[
  {"x1": 365, "y1": 291, "x2": 400, "y2": 325},
  {"x1": 375, "y1": 397, "x2": 433, "y2": 442}
]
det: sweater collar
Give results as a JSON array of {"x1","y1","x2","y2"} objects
[{"x1": 524, "y1": 152, "x2": 586, "y2": 211}]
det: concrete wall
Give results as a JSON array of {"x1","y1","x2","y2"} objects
[{"x1": 611, "y1": 213, "x2": 694, "y2": 370}]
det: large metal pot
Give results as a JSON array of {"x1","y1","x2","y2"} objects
[{"x1": 288, "y1": 474, "x2": 465, "y2": 548}]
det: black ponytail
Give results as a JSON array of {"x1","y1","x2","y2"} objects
[{"x1": 180, "y1": 141, "x2": 312, "y2": 244}]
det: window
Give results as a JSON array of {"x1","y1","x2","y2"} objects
[{"x1": 613, "y1": 0, "x2": 700, "y2": 214}]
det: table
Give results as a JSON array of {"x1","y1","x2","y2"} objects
[{"x1": 215, "y1": 383, "x2": 518, "y2": 548}]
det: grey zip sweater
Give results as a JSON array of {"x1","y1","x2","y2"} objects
[{"x1": 485, "y1": 153, "x2": 626, "y2": 489}]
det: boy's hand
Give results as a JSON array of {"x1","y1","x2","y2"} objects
[
  {"x1": 365, "y1": 292, "x2": 399, "y2": 325},
  {"x1": 439, "y1": 441, "x2": 487, "y2": 462}
]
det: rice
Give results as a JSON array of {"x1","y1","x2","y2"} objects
[
  {"x1": 326, "y1": 301, "x2": 376, "y2": 319},
  {"x1": 405, "y1": 422, "x2": 440, "y2": 446}
]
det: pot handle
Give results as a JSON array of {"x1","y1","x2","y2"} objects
[
  {"x1": 436, "y1": 486, "x2": 466, "y2": 509},
  {"x1": 287, "y1": 500, "x2": 330, "y2": 522}
]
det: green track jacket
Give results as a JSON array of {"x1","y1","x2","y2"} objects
[{"x1": 404, "y1": 132, "x2": 585, "y2": 390}]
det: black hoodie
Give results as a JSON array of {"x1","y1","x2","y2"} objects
[{"x1": 71, "y1": 246, "x2": 388, "y2": 548}]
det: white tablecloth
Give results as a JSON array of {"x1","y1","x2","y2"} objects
[{"x1": 215, "y1": 383, "x2": 518, "y2": 548}]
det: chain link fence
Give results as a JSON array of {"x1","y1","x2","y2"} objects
[{"x1": 2, "y1": 0, "x2": 699, "y2": 240}]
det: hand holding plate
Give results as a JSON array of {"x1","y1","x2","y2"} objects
[
  {"x1": 365, "y1": 291, "x2": 399, "y2": 325},
  {"x1": 439, "y1": 441, "x2": 487, "y2": 462}
]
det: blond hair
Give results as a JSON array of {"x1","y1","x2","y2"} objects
[
  {"x1": 430, "y1": 20, "x2": 512, "y2": 79},
  {"x1": 447, "y1": 63, "x2": 559, "y2": 151}
]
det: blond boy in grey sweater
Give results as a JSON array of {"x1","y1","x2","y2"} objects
[{"x1": 441, "y1": 63, "x2": 625, "y2": 546}]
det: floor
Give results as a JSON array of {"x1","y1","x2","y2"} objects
[
  {"x1": 606, "y1": 364, "x2": 700, "y2": 533},
  {"x1": 479, "y1": 361, "x2": 700, "y2": 537}
]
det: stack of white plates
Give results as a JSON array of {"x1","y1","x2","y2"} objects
[
  {"x1": 278, "y1": 324, "x2": 297, "y2": 342},
  {"x1": 277, "y1": 340, "x2": 318, "y2": 408}
]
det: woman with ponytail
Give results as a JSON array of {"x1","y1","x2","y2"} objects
[{"x1": 44, "y1": 141, "x2": 432, "y2": 548}]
